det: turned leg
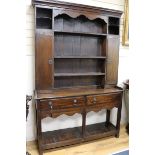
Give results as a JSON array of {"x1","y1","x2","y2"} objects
[
  {"x1": 106, "y1": 109, "x2": 111, "y2": 126},
  {"x1": 82, "y1": 111, "x2": 86, "y2": 138},
  {"x1": 115, "y1": 104, "x2": 122, "y2": 138}
]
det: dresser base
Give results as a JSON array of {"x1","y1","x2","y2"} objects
[
  {"x1": 38, "y1": 122, "x2": 118, "y2": 154},
  {"x1": 35, "y1": 87, "x2": 123, "y2": 155}
]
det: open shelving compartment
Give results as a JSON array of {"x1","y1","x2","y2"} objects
[
  {"x1": 36, "y1": 7, "x2": 53, "y2": 29},
  {"x1": 54, "y1": 56, "x2": 106, "y2": 88},
  {"x1": 54, "y1": 14, "x2": 107, "y2": 34},
  {"x1": 54, "y1": 34, "x2": 106, "y2": 88},
  {"x1": 41, "y1": 122, "x2": 117, "y2": 149},
  {"x1": 54, "y1": 13, "x2": 107, "y2": 89},
  {"x1": 108, "y1": 17, "x2": 120, "y2": 35}
]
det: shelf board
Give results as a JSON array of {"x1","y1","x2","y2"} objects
[
  {"x1": 41, "y1": 122, "x2": 117, "y2": 150},
  {"x1": 108, "y1": 24, "x2": 119, "y2": 27},
  {"x1": 42, "y1": 126, "x2": 82, "y2": 149},
  {"x1": 84, "y1": 122, "x2": 117, "y2": 141},
  {"x1": 108, "y1": 33, "x2": 119, "y2": 36},
  {"x1": 52, "y1": 85, "x2": 101, "y2": 90},
  {"x1": 54, "y1": 56, "x2": 106, "y2": 59},
  {"x1": 36, "y1": 16, "x2": 52, "y2": 20},
  {"x1": 54, "y1": 30, "x2": 107, "y2": 37},
  {"x1": 54, "y1": 72, "x2": 105, "y2": 77}
]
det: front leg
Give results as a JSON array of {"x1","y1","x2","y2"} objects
[
  {"x1": 115, "y1": 104, "x2": 122, "y2": 138},
  {"x1": 36, "y1": 108, "x2": 43, "y2": 155},
  {"x1": 106, "y1": 109, "x2": 111, "y2": 127}
]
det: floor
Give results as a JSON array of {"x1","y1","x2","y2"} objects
[{"x1": 27, "y1": 126, "x2": 129, "y2": 155}]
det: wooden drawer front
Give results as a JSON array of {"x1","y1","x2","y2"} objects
[
  {"x1": 38, "y1": 96, "x2": 85, "y2": 110},
  {"x1": 87, "y1": 93, "x2": 121, "y2": 106}
]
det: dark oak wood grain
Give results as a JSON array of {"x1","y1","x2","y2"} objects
[
  {"x1": 86, "y1": 93, "x2": 121, "y2": 105},
  {"x1": 35, "y1": 29, "x2": 54, "y2": 90},
  {"x1": 33, "y1": 1, "x2": 123, "y2": 155},
  {"x1": 38, "y1": 96, "x2": 85, "y2": 110},
  {"x1": 105, "y1": 35, "x2": 120, "y2": 86},
  {"x1": 32, "y1": 0, "x2": 122, "y2": 17},
  {"x1": 35, "y1": 87, "x2": 122, "y2": 99},
  {"x1": 54, "y1": 56, "x2": 106, "y2": 59},
  {"x1": 35, "y1": 88, "x2": 123, "y2": 155},
  {"x1": 106, "y1": 109, "x2": 111, "y2": 126},
  {"x1": 41, "y1": 122, "x2": 117, "y2": 150},
  {"x1": 54, "y1": 30, "x2": 107, "y2": 37},
  {"x1": 40, "y1": 108, "x2": 83, "y2": 119}
]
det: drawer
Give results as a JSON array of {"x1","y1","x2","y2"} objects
[
  {"x1": 86, "y1": 93, "x2": 122, "y2": 106},
  {"x1": 38, "y1": 96, "x2": 85, "y2": 110}
]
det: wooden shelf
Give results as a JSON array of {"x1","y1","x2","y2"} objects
[
  {"x1": 41, "y1": 122, "x2": 117, "y2": 150},
  {"x1": 54, "y1": 72, "x2": 105, "y2": 77},
  {"x1": 54, "y1": 56, "x2": 106, "y2": 59},
  {"x1": 85, "y1": 122, "x2": 117, "y2": 141},
  {"x1": 108, "y1": 24, "x2": 119, "y2": 27},
  {"x1": 54, "y1": 30, "x2": 107, "y2": 37},
  {"x1": 42, "y1": 126, "x2": 82, "y2": 149},
  {"x1": 37, "y1": 16, "x2": 52, "y2": 20}
]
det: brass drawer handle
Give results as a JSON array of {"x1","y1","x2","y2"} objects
[
  {"x1": 73, "y1": 99, "x2": 77, "y2": 103},
  {"x1": 49, "y1": 101, "x2": 53, "y2": 109},
  {"x1": 73, "y1": 99, "x2": 78, "y2": 106}
]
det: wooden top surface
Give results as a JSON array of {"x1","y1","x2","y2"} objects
[{"x1": 35, "y1": 87, "x2": 123, "y2": 99}]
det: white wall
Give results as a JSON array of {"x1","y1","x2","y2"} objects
[{"x1": 26, "y1": 0, "x2": 129, "y2": 141}]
